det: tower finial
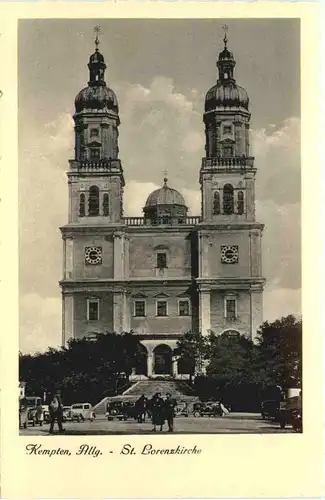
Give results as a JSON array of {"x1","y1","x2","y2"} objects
[
  {"x1": 94, "y1": 25, "x2": 101, "y2": 51},
  {"x1": 163, "y1": 169, "x2": 168, "y2": 187},
  {"x1": 222, "y1": 24, "x2": 229, "y2": 48}
]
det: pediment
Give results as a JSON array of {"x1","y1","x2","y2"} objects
[
  {"x1": 153, "y1": 292, "x2": 170, "y2": 298},
  {"x1": 154, "y1": 244, "x2": 170, "y2": 250},
  {"x1": 132, "y1": 292, "x2": 148, "y2": 298},
  {"x1": 87, "y1": 140, "x2": 102, "y2": 147},
  {"x1": 177, "y1": 292, "x2": 190, "y2": 298}
]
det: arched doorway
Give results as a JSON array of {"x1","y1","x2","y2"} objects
[
  {"x1": 134, "y1": 344, "x2": 148, "y2": 376},
  {"x1": 153, "y1": 344, "x2": 173, "y2": 375}
]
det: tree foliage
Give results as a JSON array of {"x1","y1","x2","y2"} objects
[{"x1": 19, "y1": 332, "x2": 143, "y2": 405}]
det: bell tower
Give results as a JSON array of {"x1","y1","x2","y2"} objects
[
  {"x1": 68, "y1": 26, "x2": 124, "y2": 225},
  {"x1": 197, "y1": 27, "x2": 265, "y2": 342},
  {"x1": 201, "y1": 26, "x2": 255, "y2": 223}
]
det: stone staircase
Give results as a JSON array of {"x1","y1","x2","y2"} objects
[
  {"x1": 124, "y1": 380, "x2": 194, "y2": 398},
  {"x1": 93, "y1": 380, "x2": 196, "y2": 415}
]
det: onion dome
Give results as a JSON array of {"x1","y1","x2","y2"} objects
[
  {"x1": 75, "y1": 86, "x2": 119, "y2": 113},
  {"x1": 74, "y1": 30, "x2": 119, "y2": 114},
  {"x1": 205, "y1": 29, "x2": 249, "y2": 112}
]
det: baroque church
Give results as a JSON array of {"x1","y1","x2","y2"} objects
[{"x1": 60, "y1": 30, "x2": 265, "y2": 379}]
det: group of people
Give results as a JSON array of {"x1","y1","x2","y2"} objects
[{"x1": 135, "y1": 392, "x2": 177, "y2": 432}]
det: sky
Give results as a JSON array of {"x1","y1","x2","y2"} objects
[{"x1": 18, "y1": 19, "x2": 301, "y2": 353}]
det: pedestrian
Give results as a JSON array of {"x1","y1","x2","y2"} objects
[
  {"x1": 164, "y1": 393, "x2": 177, "y2": 432},
  {"x1": 135, "y1": 395, "x2": 147, "y2": 423},
  {"x1": 35, "y1": 399, "x2": 44, "y2": 426},
  {"x1": 49, "y1": 390, "x2": 65, "y2": 434},
  {"x1": 150, "y1": 392, "x2": 165, "y2": 432}
]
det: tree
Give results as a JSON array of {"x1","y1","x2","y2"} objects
[
  {"x1": 19, "y1": 331, "x2": 143, "y2": 405},
  {"x1": 255, "y1": 315, "x2": 302, "y2": 390},
  {"x1": 174, "y1": 331, "x2": 209, "y2": 380}
]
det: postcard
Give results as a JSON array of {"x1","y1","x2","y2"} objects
[{"x1": 0, "y1": 2, "x2": 323, "y2": 498}]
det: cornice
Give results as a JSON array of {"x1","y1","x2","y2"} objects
[{"x1": 60, "y1": 221, "x2": 264, "y2": 236}]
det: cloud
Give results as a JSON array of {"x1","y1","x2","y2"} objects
[
  {"x1": 252, "y1": 117, "x2": 301, "y2": 206},
  {"x1": 116, "y1": 76, "x2": 203, "y2": 189}
]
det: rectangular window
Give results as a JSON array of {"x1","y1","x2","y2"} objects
[
  {"x1": 156, "y1": 300, "x2": 167, "y2": 317},
  {"x1": 90, "y1": 128, "x2": 99, "y2": 138},
  {"x1": 223, "y1": 125, "x2": 232, "y2": 134},
  {"x1": 87, "y1": 299, "x2": 99, "y2": 321},
  {"x1": 223, "y1": 146, "x2": 234, "y2": 158},
  {"x1": 134, "y1": 300, "x2": 146, "y2": 317},
  {"x1": 225, "y1": 299, "x2": 237, "y2": 320},
  {"x1": 157, "y1": 252, "x2": 167, "y2": 269},
  {"x1": 179, "y1": 300, "x2": 190, "y2": 316},
  {"x1": 90, "y1": 148, "x2": 100, "y2": 160}
]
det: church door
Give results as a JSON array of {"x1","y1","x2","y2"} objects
[{"x1": 153, "y1": 345, "x2": 172, "y2": 375}]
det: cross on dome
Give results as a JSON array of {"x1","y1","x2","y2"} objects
[
  {"x1": 222, "y1": 24, "x2": 229, "y2": 48},
  {"x1": 94, "y1": 25, "x2": 101, "y2": 51},
  {"x1": 163, "y1": 169, "x2": 168, "y2": 187}
]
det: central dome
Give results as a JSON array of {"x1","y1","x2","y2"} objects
[
  {"x1": 145, "y1": 184, "x2": 186, "y2": 208},
  {"x1": 143, "y1": 179, "x2": 188, "y2": 224}
]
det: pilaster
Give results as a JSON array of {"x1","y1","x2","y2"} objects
[
  {"x1": 113, "y1": 232, "x2": 125, "y2": 279},
  {"x1": 199, "y1": 289, "x2": 211, "y2": 335},
  {"x1": 62, "y1": 294, "x2": 74, "y2": 346},
  {"x1": 250, "y1": 285, "x2": 263, "y2": 343}
]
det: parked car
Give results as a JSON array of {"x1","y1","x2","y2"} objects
[
  {"x1": 106, "y1": 401, "x2": 137, "y2": 421},
  {"x1": 193, "y1": 401, "x2": 224, "y2": 418},
  {"x1": 261, "y1": 400, "x2": 280, "y2": 420},
  {"x1": 71, "y1": 403, "x2": 95, "y2": 422},
  {"x1": 19, "y1": 396, "x2": 43, "y2": 428},
  {"x1": 175, "y1": 401, "x2": 190, "y2": 417},
  {"x1": 277, "y1": 396, "x2": 302, "y2": 432}
]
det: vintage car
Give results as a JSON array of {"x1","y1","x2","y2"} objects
[
  {"x1": 277, "y1": 396, "x2": 302, "y2": 432},
  {"x1": 62, "y1": 406, "x2": 78, "y2": 422},
  {"x1": 261, "y1": 400, "x2": 281, "y2": 420},
  {"x1": 193, "y1": 401, "x2": 224, "y2": 418},
  {"x1": 106, "y1": 400, "x2": 137, "y2": 421},
  {"x1": 71, "y1": 403, "x2": 95, "y2": 422},
  {"x1": 175, "y1": 401, "x2": 190, "y2": 417},
  {"x1": 19, "y1": 396, "x2": 44, "y2": 427}
]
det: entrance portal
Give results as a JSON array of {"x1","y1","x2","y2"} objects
[{"x1": 153, "y1": 344, "x2": 172, "y2": 375}]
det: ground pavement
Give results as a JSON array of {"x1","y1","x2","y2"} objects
[{"x1": 19, "y1": 413, "x2": 295, "y2": 435}]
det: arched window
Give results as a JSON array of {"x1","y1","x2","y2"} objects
[
  {"x1": 213, "y1": 191, "x2": 220, "y2": 215},
  {"x1": 88, "y1": 186, "x2": 99, "y2": 216},
  {"x1": 103, "y1": 193, "x2": 109, "y2": 216},
  {"x1": 237, "y1": 191, "x2": 244, "y2": 215},
  {"x1": 223, "y1": 184, "x2": 234, "y2": 215},
  {"x1": 79, "y1": 193, "x2": 85, "y2": 217}
]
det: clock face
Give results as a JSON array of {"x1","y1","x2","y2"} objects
[
  {"x1": 221, "y1": 245, "x2": 239, "y2": 264},
  {"x1": 85, "y1": 246, "x2": 102, "y2": 265}
]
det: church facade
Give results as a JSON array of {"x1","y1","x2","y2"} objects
[{"x1": 60, "y1": 32, "x2": 265, "y2": 379}]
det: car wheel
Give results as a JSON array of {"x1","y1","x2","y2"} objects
[
  {"x1": 280, "y1": 420, "x2": 286, "y2": 429},
  {"x1": 24, "y1": 423, "x2": 27, "y2": 429},
  {"x1": 193, "y1": 411, "x2": 200, "y2": 417}
]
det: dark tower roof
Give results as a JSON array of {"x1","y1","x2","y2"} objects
[
  {"x1": 205, "y1": 29, "x2": 249, "y2": 112},
  {"x1": 74, "y1": 30, "x2": 119, "y2": 114}
]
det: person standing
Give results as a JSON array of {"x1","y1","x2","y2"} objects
[
  {"x1": 49, "y1": 391, "x2": 65, "y2": 434},
  {"x1": 150, "y1": 392, "x2": 165, "y2": 432},
  {"x1": 164, "y1": 393, "x2": 177, "y2": 432}
]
